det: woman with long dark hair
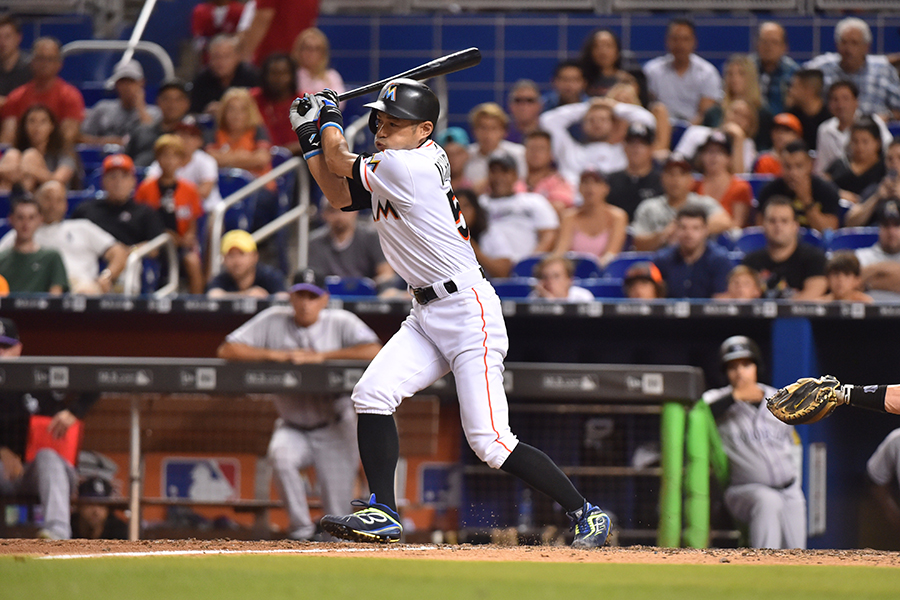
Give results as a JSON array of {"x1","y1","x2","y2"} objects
[
  {"x1": 579, "y1": 29, "x2": 629, "y2": 98},
  {"x1": 0, "y1": 104, "x2": 80, "y2": 192},
  {"x1": 251, "y1": 52, "x2": 300, "y2": 153}
]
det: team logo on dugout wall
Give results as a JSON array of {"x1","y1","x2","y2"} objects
[{"x1": 163, "y1": 458, "x2": 239, "y2": 501}]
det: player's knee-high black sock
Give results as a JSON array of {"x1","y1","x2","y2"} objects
[
  {"x1": 357, "y1": 413, "x2": 399, "y2": 512},
  {"x1": 500, "y1": 443, "x2": 585, "y2": 513}
]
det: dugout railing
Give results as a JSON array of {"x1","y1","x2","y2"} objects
[{"x1": 0, "y1": 357, "x2": 703, "y2": 543}]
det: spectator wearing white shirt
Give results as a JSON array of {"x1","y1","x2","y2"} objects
[
  {"x1": 464, "y1": 102, "x2": 526, "y2": 194},
  {"x1": 455, "y1": 187, "x2": 515, "y2": 279},
  {"x1": 632, "y1": 153, "x2": 732, "y2": 252},
  {"x1": 804, "y1": 17, "x2": 900, "y2": 122},
  {"x1": 642, "y1": 18, "x2": 723, "y2": 124},
  {"x1": 816, "y1": 80, "x2": 893, "y2": 177},
  {"x1": 529, "y1": 256, "x2": 595, "y2": 302},
  {"x1": 478, "y1": 154, "x2": 559, "y2": 270},
  {"x1": 539, "y1": 96, "x2": 655, "y2": 186},
  {"x1": 0, "y1": 181, "x2": 129, "y2": 294}
]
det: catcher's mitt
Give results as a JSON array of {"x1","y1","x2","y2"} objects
[{"x1": 766, "y1": 375, "x2": 848, "y2": 425}]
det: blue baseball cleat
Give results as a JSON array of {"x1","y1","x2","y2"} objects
[
  {"x1": 567, "y1": 502, "x2": 612, "y2": 548},
  {"x1": 320, "y1": 494, "x2": 402, "y2": 543}
]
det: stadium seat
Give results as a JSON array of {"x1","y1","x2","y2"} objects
[
  {"x1": 511, "y1": 254, "x2": 546, "y2": 278},
  {"x1": 739, "y1": 174, "x2": 776, "y2": 200},
  {"x1": 670, "y1": 119, "x2": 691, "y2": 150},
  {"x1": 491, "y1": 277, "x2": 534, "y2": 299},
  {"x1": 564, "y1": 252, "x2": 604, "y2": 278},
  {"x1": 728, "y1": 251, "x2": 744, "y2": 269},
  {"x1": 828, "y1": 227, "x2": 879, "y2": 252},
  {"x1": 325, "y1": 276, "x2": 377, "y2": 297},
  {"x1": 601, "y1": 251, "x2": 655, "y2": 279},
  {"x1": 217, "y1": 169, "x2": 257, "y2": 232},
  {"x1": 733, "y1": 226, "x2": 823, "y2": 255},
  {"x1": 577, "y1": 277, "x2": 624, "y2": 299},
  {"x1": 66, "y1": 189, "x2": 100, "y2": 216}
]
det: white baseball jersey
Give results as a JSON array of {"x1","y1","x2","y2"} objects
[
  {"x1": 867, "y1": 428, "x2": 900, "y2": 486},
  {"x1": 226, "y1": 305, "x2": 380, "y2": 427},
  {"x1": 0, "y1": 219, "x2": 116, "y2": 287},
  {"x1": 351, "y1": 141, "x2": 479, "y2": 288}
]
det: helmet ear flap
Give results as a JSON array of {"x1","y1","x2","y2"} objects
[{"x1": 368, "y1": 110, "x2": 378, "y2": 134}]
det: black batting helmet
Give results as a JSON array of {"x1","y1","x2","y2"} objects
[
  {"x1": 719, "y1": 335, "x2": 762, "y2": 368},
  {"x1": 364, "y1": 78, "x2": 440, "y2": 134}
]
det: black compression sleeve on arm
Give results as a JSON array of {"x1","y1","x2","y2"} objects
[
  {"x1": 343, "y1": 154, "x2": 372, "y2": 212},
  {"x1": 848, "y1": 385, "x2": 888, "y2": 413}
]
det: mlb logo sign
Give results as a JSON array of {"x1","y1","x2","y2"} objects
[{"x1": 162, "y1": 458, "x2": 240, "y2": 501}]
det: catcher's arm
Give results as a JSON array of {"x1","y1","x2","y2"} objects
[{"x1": 767, "y1": 376, "x2": 891, "y2": 425}]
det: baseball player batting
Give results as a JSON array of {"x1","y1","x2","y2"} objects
[{"x1": 289, "y1": 80, "x2": 611, "y2": 547}]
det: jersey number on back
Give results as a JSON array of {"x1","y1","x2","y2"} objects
[{"x1": 446, "y1": 190, "x2": 470, "y2": 240}]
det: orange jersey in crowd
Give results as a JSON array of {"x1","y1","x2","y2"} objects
[{"x1": 135, "y1": 177, "x2": 203, "y2": 237}]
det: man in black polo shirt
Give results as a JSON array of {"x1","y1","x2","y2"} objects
[
  {"x1": 743, "y1": 195, "x2": 828, "y2": 300},
  {"x1": 190, "y1": 33, "x2": 259, "y2": 115},
  {"x1": 606, "y1": 122, "x2": 663, "y2": 221},
  {"x1": 71, "y1": 154, "x2": 165, "y2": 246},
  {"x1": 206, "y1": 229, "x2": 286, "y2": 297},
  {"x1": 756, "y1": 140, "x2": 841, "y2": 232}
]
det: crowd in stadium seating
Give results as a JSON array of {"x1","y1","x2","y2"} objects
[{"x1": 1, "y1": 11, "x2": 900, "y2": 303}]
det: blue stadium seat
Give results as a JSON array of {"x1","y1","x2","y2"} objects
[
  {"x1": 217, "y1": 169, "x2": 257, "y2": 232},
  {"x1": 728, "y1": 251, "x2": 744, "y2": 269},
  {"x1": 0, "y1": 193, "x2": 9, "y2": 219},
  {"x1": 75, "y1": 144, "x2": 124, "y2": 173},
  {"x1": 889, "y1": 122, "x2": 900, "y2": 139},
  {"x1": 325, "y1": 276, "x2": 378, "y2": 297},
  {"x1": 733, "y1": 227, "x2": 765, "y2": 254},
  {"x1": 739, "y1": 174, "x2": 776, "y2": 200},
  {"x1": 512, "y1": 252, "x2": 604, "y2": 279},
  {"x1": 564, "y1": 252, "x2": 604, "y2": 279},
  {"x1": 491, "y1": 277, "x2": 534, "y2": 299},
  {"x1": 511, "y1": 254, "x2": 546, "y2": 278},
  {"x1": 601, "y1": 251, "x2": 655, "y2": 279},
  {"x1": 66, "y1": 189, "x2": 100, "y2": 216},
  {"x1": 828, "y1": 227, "x2": 879, "y2": 252},
  {"x1": 577, "y1": 277, "x2": 624, "y2": 299}
]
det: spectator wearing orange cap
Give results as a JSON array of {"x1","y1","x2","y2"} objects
[
  {"x1": 135, "y1": 135, "x2": 205, "y2": 294},
  {"x1": 206, "y1": 229, "x2": 286, "y2": 298},
  {"x1": 622, "y1": 261, "x2": 666, "y2": 299},
  {"x1": 71, "y1": 154, "x2": 165, "y2": 246},
  {"x1": 753, "y1": 112, "x2": 803, "y2": 176}
]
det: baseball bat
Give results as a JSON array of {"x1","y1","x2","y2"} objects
[{"x1": 337, "y1": 47, "x2": 481, "y2": 102}]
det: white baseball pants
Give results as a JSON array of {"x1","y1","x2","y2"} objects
[
  {"x1": 352, "y1": 279, "x2": 519, "y2": 469},
  {"x1": 725, "y1": 480, "x2": 807, "y2": 549}
]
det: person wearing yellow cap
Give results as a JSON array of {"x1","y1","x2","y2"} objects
[{"x1": 206, "y1": 229, "x2": 286, "y2": 297}]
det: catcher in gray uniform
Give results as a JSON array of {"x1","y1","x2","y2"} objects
[
  {"x1": 217, "y1": 268, "x2": 382, "y2": 540},
  {"x1": 703, "y1": 335, "x2": 807, "y2": 549}
]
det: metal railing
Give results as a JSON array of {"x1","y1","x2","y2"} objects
[
  {"x1": 121, "y1": 232, "x2": 180, "y2": 297},
  {"x1": 60, "y1": 39, "x2": 175, "y2": 81},
  {"x1": 208, "y1": 158, "x2": 312, "y2": 277}
]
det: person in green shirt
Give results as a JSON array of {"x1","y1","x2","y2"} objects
[{"x1": 0, "y1": 195, "x2": 67, "y2": 293}]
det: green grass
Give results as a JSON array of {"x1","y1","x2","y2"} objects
[{"x1": 3, "y1": 554, "x2": 900, "y2": 600}]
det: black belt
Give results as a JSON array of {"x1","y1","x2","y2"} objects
[
  {"x1": 284, "y1": 414, "x2": 341, "y2": 432},
  {"x1": 412, "y1": 268, "x2": 485, "y2": 305}
]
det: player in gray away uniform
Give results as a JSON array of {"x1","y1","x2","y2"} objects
[
  {"x1": 217, "y1": 269, "x2": 382, "y2": 540},
  {"x1": 703, "y1": 336, "x2": 807, "y2": 549},
  {"x1": 289, "y1": 80, "x2": 611, "y2": 547},
  {"x1": 866, "y1": 428, "x2": 900, "y2": 536}
]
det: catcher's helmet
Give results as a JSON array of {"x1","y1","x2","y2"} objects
[
  {"x1": 719, "y1": 335, "x2": 762, "y2": 367},
  {"x1": 364, "y1": 78, "x2": 440, "y2": 134}
]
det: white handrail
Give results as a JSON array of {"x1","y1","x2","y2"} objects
[
  {"x1": 208, "y1": 158, "x2": 311, "y2": 276},
  {"x1": 121, "y1": 233, "x2": 180, "y2": 297},
  {"x1": 61, "y1": 40, "x2": 175, "y2": 81}
]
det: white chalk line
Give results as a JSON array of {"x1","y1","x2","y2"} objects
[{"x1": 36, "y1": 545, "x2": 437, "y2": 560}]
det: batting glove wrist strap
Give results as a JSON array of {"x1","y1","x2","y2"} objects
[
  {"x1": 318, "y1": 105, "x2": 344, "y2": 131},
  {"x1": 296, "y1": 122, "x2": 322, "y2": 160}
]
